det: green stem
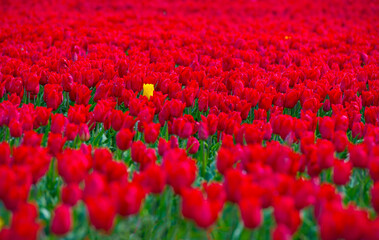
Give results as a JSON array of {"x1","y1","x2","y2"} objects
[{"x1": 201, "y1": 140, "x2": 206, "y2": 177}]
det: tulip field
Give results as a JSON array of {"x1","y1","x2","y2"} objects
[{"x1": 0, "y1": 0, "x2": 379, "y2": 239}]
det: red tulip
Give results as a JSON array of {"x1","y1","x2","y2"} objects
[
  {"x1": 272, "y1": 224, "x2": 292, "y2": 240},
  {"x1": 316, "y1": 139, "x2": 334, "y2": 170},
  {"x1": 273, "y1": 196, "x2": 301, "y2": 233},
  {"x1": 319, "y1": 117, "x2": 335, "y2": 140},
  {"x1": 34, "y1": 107, "x2": 52, "y2": 128},
  {"x1": 61, "y1": 73, "x2": 74, "y2": 92},
  {"x1": 164, "y1": 149, "x2": 197, "y2": 194},
  {"x1": 365, "y1": 107, "x2": 379, "y2": 126},
  {"x1": 333, "y1": 131, "x2": 348, "y2": 152},
  {"x1": 9, "y1": 203, "x2": 40, "y2": 240},
  {"x1": 44, "y1": 84, "x2": 63, "y2": 110},
  {"x1": 65, "y1": 123, "x2": 78, "y2": 141},
  {"x1": 51, "y1": 113, "x2": 67, "y2": 134},
  {"x1": 198, "y1": 121, "x2": 209, "y2": 140},
  {"x1": 104, "y1": 160, "x2": 128, "y2": 183},
  {"x1": 22, "y1": 131, "x2": 42, "y2": 147},
  {"x1": 158, "y1": 138, "x2": 170, "y2": 156},
  {"x1": 131, "y1": 141, "x2": 147, "y2": 163},
  {"x1": 181, "y1": 187, "x2": 219, "y2": 228},
  {"x1": 9, "y1": 119, "x2": 22, "y2": 138},
  {"x1": 24, "y1": 73, "x2": 40, "y2": 95},
  {"x1": 116, "y1": 128, "x2": 134, "y2": 151},
  {"x1": 186, "y1": 137, "x2": 199, "y2": 154},
  {"x1": 47, "y1": 133, "x2": 66, "y2": 156},
  {"x1": 333, "y1": 159, "x2": 352, "y2": 185},
  {"x1": 349, "y1": 144, "x2": 368, "y2": 168},
  {"x1": 323, "y1": 99, "x2": 331, "y2": 112},
  {"x1": 169, "y1": 136, "x2": 179, "y2": 149},
  {"x1": 57, "y1": 149, "x2": 91, "y2": 184},
  {"x1": 136, "y1": 163, "x2": 166, "y2": 194},
  {"x1": 86, "y1": 196, "x2": 116, "y2": 232},
  {"x1": 117, "y1": 182, "x2": 145, "y2": 216},
  {"x1": 329, "y1": 88, "x2": 342, "y2": 105},
  {"x1": 78, "y1": 123, "x2": 90, "y2": 142},
  {"x1": 61, "y1": 184, "x2": 82, "y2": 206},
  {"x1": 67, "y1": 104, "x2": 91, "y2": 125},
  {"x1": 83, "y1": 172, "x2": 107, "y2": 200},
  {"x1": 369, "y1": 156, "x2": 379, "y2": 182},
  {"x1": 0, "y1": 142, "x2": 11, "y2": 165},
  {"x1": 239, "y1": 197, "x2": 262, "y2": 229},
  {"x1": 170, "y1": 99, "x2": 185, "y2": 118},
  {"x1": 352, "y1": 122, "x2": 364, "y2": 139},
  {"x1": 224, "y1": 169, "x2": 249, "y2": 203},
  {"x1": 143, "y1": 122, "x2": 160, "y2": 144},
  {"x1": 372, "y1": 182, "x2": 379, "y2": 214},
  {"x1": 93, "y1": 100, "x2": 116, "y2": 122},
  {"x1": 334, "y1": 114, "x2": 349, "y2": 133},
  {"x1": 93, "y1": 148, "x2": 112, "y2": 172},
  {"x1": 51, "y1": 204, "x2": 72, "y2": 236},
  {"x1": 216, "y1": 147, "x2": 235, "y2": 175},
  {"x1": 111, "y1": 109, "x2": 124, "y2": 131}
]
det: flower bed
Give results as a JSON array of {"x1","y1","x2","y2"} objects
[{"x1": 0, "y1": 0, "x2": 378, "y2": 239}]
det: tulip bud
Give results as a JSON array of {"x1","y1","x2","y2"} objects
[
  {"x1": 333, "y1": 159, "x2": 352, "y2": 185},
  {"x1": 9, "y1": 119, "x2": 22, "y2": 138},
  {"x1": 51, "y1": 204, "x2": 72, "y2": 236},
  {"x1": 186, "y1": 137, "x2": 199, "y2": 154},
  {"x1": 372, "y1": 182, "x2": 379, "y2": 214},
  {"x1": 239, "y1": 197, "x2": 262, "y2": 229},
  {"x1": 61, "y1": 184, "x2": 82, "y2": 206},
  {"x1": 116, "y1": 128, "x2": 134, "y2": 151},
  {"x1": 78, "y1": 123, "x2": 90, "y2": 142}
]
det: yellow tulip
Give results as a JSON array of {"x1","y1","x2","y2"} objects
[
  {"x1": 0, "y1": 217, "x2": 4, "y2": 231},
  {"x1": 143, "y1": 83, "x2": 154, "y2": 100}
]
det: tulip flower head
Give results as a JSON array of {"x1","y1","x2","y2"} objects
[{"x1": 143, "y1": 84, "x2": 154, "y2": 100}]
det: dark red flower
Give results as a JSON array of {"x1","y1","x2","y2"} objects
[
  {"x1": 136, "y1": 163, "x2": 166, "y2": 194},
  {"x1": 333, "y1": 159, "x2": 352, "y2": 185},
  {"x1": 61, "y1": 183, "x2": 82, "y2": 206},
  {"x1": 51, "y1": 113, "x2": 67, "y2": 134},
  {"x1": 216, "y1": 148, "x2": 235, "y2": 175},
  {"x1": 111, "y1": 109, "x2": 125, "y2": 131},
  {"x1": 78, "y1": 123, "x2": 90, "y2": 142},
  {"x1": 349, "y1": 144, "x2": 369, "y2": 168},
  {"x1": 117, "y1": 182, "x2": 146, "y2": 217},
  {"x1": 333, "y1": 131, "x2": 348, "y2": 152},
  {"x1": 372, "y1": 182, "x2": 379, "y2": 214},
  {"x1": 0, "y1": 142, "x2": 11, "y2": 165},
  {"x1": 143, "y1": 122, "x2": 160, "y2": 144},
  {"x1": 93, "y1": 148, "x2": 113, "y2": 172},
  {"x1": 116, "y1": 128, "x2": 134, "y2": 151},
  {"x1": 22, "y1": 131, "x2": 42, "y2": 147},
  {"x1": 57, "y1": 149, "x2": 91, "y2": 184},
  {"x1": 64, "y1": 123, "x2": 78, "y2": 141},
  {"x1": 158, "y1": 138, "x2": 170, "y2": 156},
  {"x1": 181, "y1": 187, "x2": 219, "y2": 228},
  {"x1": 9, "y1": 119, "x2": 22, "y2": 138},
  {"x1": 186, "y1": 137, "x2": 199, "y2": 154},
  {"x1": 273, "y1": 196, "x2": 301, "y2": 234},
  {"x1": 24, "y1": 73, "x2": 40, "y2": 95},
  {"x1": 47, "y1": 133, "x2": 66, "y2": 156},
  {"x1": 319, "y1": 117, "x2": 335, "y2": 140},
  {"x1": 316, "y1": 139, "x2": 335, "y2": 170},
  {"x1": 51, "y1": 204, "x2": 72, "y2": 236},
  {"x1": 369, "y1": 156, "x2": 379, "y2": 182},
  {"x1": 272, "y1": 224, "x2": 292, "y2": 240},
  {"x1": 131, "y1": 141, "x2": 147, "y2": 163},
  {"x1": 44, "y1": 84, "x2": 63, "y2": 110},
  {"x1": 239, "y1": 197, "x2": 262, "y2": 229},
  {"x1": 86, "y1": 196, "x2": 116, "y2": 232}
]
